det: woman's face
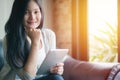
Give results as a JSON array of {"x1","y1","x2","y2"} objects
[{"x1": 23, "y1": 0, "x2": 41, "y2": 29}]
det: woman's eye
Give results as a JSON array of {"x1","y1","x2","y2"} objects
[
  {"x1": 35, "y1": 11, "x2": 38, "y2": 14},
  {"x1": 35, "y1": 11, "x2": 39, "y2": 14}
]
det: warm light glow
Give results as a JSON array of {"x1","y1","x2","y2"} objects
[{"x1": 88, "y1": 0, "x2": 118, "y2": 62}]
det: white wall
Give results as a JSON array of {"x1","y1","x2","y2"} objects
[{"x1": 0, "y1": 0, "x2": 14, "y2": 39}]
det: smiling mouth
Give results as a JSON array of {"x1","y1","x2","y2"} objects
[{"x1": 27, "y1": 21, "x2": 35, "y2": 25}]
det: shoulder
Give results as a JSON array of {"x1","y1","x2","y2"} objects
[
  {"x1": 0, "y1": 37, "x2": 6, "y2": 57},
  {"x1": 41, "y1": 28, "x2": 56, "y2": 38},
  {"x1": 0, "y1": 36, "x2": 7, "y2": 64},
  {"x1": 0, "y1": 37, "x2": 7, "y2": 72},
  {"x1": 41, "y1": 28, "x2": 55, "y2": 35},
  {"x1": 0, "y1": 39, "x2": 4, "y2": 71},
  {"x1": 41, "y1": 28, "x2": 56, "y2": 51}
]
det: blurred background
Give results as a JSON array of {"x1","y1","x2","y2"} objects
[
  {"x1": 0, "y1": 0, "x2": 120, "y2": 63},
  {"x1": 0, "y1": 0, "x2": 72, "y2": 54}
]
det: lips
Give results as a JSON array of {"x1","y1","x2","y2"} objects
[{"x1": 27, "y1": 21, "x2": 36, "y2": 25}]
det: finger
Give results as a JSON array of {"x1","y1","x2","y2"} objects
[
  {"x1": 51, "y1": 66, "x2": 63, "y2": 72},
  {"x1": 57, "y1": 66, "x2": 63, "y2": 69},
  {"x1": 50, "y1": 67, "x2": 57, "y2": 73},
  {"x1": 50, "y1": 66, "x2": 56, "y2": 71},
  {"x1": 58, "y1": 68, "x2": 63, "y2": 72},
  {"x1": 50, "y1": 66, "x2": 64, "y2": 75},
  {"x1": 50, "y1": 66, "x2": 59, "y2": 72},
  {"x1": 56, "y1": 63, "x2": 64, "y2": 67},
  {"x1": 55, "y1": 66, "x2": 63, "y2": 72},
  {"x1": 57, "y1": 68, "x2": 64, "y2": 75}
]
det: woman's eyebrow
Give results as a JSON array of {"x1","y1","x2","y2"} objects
[{"x1": 26, "y1": 8, "x2": 40, "y2": 11}]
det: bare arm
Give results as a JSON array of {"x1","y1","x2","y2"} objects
[
  {"x1": 24, "y1": 42, "x2": 40, "y2": 77},
  {"x1": 24, "y1": 28, "x2": 42, "y2": 77}
]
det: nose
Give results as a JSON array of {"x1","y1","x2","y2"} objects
[{"x1": 29, "y1": 13, "x2": 35, "y2": 20}]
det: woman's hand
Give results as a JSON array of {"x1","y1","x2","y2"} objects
[
  {"x1": 50, "y1": 63, "x2": 64, "y2": 75},
  {"x1": 24, "y1": 27, "x2": 41, "y2": 44}
]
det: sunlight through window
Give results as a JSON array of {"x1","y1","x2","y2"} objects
[{"x1": 88, "y1": 0, "x2": 118, "y2": 62}]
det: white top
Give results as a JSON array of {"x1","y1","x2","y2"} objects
[{"x1": 0, "y1": 28, "x2": 56, "y2": 80}]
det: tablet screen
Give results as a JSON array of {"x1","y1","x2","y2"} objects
[{"x1": 37, "y1": 49, "x2": 69, "y2": 75}]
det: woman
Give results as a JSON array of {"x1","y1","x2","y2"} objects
[{"x1": 0, "y1": 0, "x2": 64, "y2": 80}]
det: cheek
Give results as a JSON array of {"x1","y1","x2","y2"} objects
[
  {"x1": 37, "y1": 15, "x2": 41, "y2": 24},
  {"x1": 23, "y1": 16, "x2": 28, "y2": 23},
  {"x1": 23, "y1": 17, "x2": 28, "y2": 27}
]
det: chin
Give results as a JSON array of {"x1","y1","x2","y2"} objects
[{"x1": 28, "y1": 26, "x2": 36, "y2": 28}]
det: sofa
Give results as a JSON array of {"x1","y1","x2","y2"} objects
[
  {"x1": 63, "y1": 56, "x2": 118, "y2": 80},
  {"x1": 0, "y1": 39, "x2": 119, "y2": 80}
]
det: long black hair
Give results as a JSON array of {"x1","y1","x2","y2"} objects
[{"x1": 5, "y1": 0, "x2": 44, "y2": 69}]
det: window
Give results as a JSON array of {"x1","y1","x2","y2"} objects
[
  {"x1": 88, "y1": 0, "x2": 118, "y2": 62},
  {"x1": 72, "y1": 0, "x2": 119, "y2": 62}
]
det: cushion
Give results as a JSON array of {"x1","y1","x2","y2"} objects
[{"x1": 63, "y1": 56, "x2": 112, "y2": 80}]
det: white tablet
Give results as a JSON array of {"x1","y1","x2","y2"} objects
[{"x1": 37, "y1": 49, "x2": 69, "y2": 75}]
